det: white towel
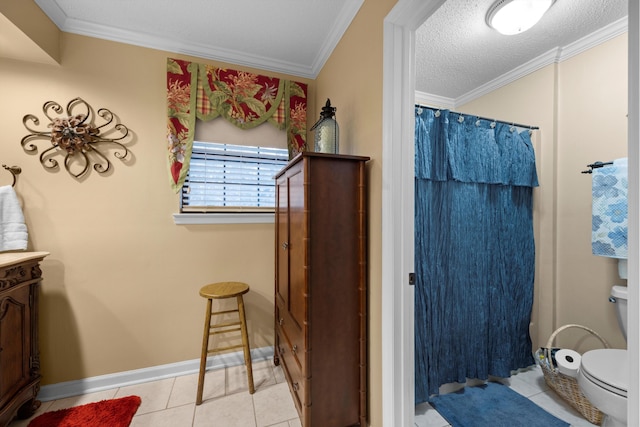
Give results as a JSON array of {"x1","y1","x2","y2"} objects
[
  {"x1": 0, "y1": 185, "x2": 28, "y2": 251},
  {"x1": 592, "y1": 157, "x2": 627, "y2": 259}
]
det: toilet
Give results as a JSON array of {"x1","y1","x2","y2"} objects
[{"x1": 577, "y1": 285, "x2": 628, "y2": 427}]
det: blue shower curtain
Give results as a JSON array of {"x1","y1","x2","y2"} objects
[{"x1": 414, "y1": 107, "x2": 539, "y2": 403}]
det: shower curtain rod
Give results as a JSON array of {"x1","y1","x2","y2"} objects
[{"x1": 415, "y1": 104, "x2": 540, "y2": 130}]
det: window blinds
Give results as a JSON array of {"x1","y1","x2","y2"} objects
[{"x1": 181, "y1": 142, "x2": 288, "y2": 212}]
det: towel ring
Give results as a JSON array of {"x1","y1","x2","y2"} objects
[{"x1": 2, "y1": 165, "x2": 22, "y2": 187}]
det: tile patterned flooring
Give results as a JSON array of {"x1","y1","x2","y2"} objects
[
  {"x1": 10, "y1": 362, "x2": 600, "y2": 427},
  {"x1": 10, "y1": 360, "x2": 300, "y2": 427}
]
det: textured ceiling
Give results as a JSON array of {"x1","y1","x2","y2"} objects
[
  {"x1": 2, "y1": 0, "x2": 629, "y2": 103},
  {"x1": 416, "y1": 0, "x2": 628, "y2": 100}
]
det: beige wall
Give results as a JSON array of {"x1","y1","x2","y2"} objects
[
  {"x1": 0, "y1": 31, "x2": 313, "y2": 385},
  {"x1": 314, "y1": 0, "x2": 396, "y2": 425},
  {"x1": 2, "y1": 1, "x2": 394, "y2": 424},
  {"x1": 555, "y1": 35, "x2": 628, "y2": 350},
  {"x1": 461, "y1": 34, "x2": 628, "y2": 352},
  {"x1": 4, "y1": 2, "x2": 626, "y2": 426},
  {"x1": 0, "y1": 0, "x2": 60, "y2": 63}
]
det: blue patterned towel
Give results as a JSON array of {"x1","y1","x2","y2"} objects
[{"x1": 592, "y1": 158, "x2": 627, "y2": 258}]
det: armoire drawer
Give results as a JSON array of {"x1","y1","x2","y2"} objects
[
  {"x1": 275, "y1": 302, "x2": 306, "y2": 370},
  {"x1": 276, "y1": 329, "x2": 308, "y2": 411},
  {"x1": 276, "y1": 321, "x2": 304, "y2": 373}
]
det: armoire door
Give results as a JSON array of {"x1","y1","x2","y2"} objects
[
  {"x1": 275, "y1": 174, "x2": 289, "y2": 309},
  {"x1": 286, "y1": 166, "x2": 306, "y2": 336},
  {"x1": 275, "y1": 164, "x2": 306, "y2": 357}
]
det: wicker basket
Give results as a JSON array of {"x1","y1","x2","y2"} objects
[{"x1": 535, "y1": 324, "x2": 610, "y2": 426}]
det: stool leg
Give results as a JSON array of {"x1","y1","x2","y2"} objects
[
  {"x1": 237, "y1": 295, "x2": 255, "y2": 394},
  {"x1": 196, "y1": 298, "x2": 213, "y2": 405}
]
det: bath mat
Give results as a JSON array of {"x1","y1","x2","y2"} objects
[
  {"x1": 27, "y1": 395, "x2": 141, "y2": 427},
  {"x1": 428, "y1": 382, "x2": 569, "y2": 427}
]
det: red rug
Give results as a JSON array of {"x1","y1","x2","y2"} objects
[{"x1": 27, "y1": 395, "x2": 141, "y2": 427}]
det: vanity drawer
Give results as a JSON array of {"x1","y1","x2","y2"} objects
[{"x1": 0, "y1": 258, "x2": 42, "y2": 290}]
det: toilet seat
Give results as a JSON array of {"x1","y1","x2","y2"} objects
[{"x1": 580, "y1": 349, "x2": 628, "y2": 398}]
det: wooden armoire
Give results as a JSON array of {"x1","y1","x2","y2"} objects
[
  {"x1": 0, "y1": 252, "x2": 48, "y2": 427},
  {"x1": 274, "y1": 152, "x2": 369, "y2": 427}
]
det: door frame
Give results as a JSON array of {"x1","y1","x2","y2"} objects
[{"x1": 380, "y1": 1, "x2": 640, "y2": 426}]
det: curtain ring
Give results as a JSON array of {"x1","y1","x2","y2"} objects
[
  {"x1": 435, "y1": 110, "x2": 441, "y2": 117},
  {"x1": 457, "y1": 115, "x2": 464, "y2": 123},
  {"x1": 475, "y1": 118, "x2": 481, "y2": 127},
  {"x1": 509, "y1": 125, "x2": 516, "y2": 132},
  {"x1": 490, "y1": 121, "x2": 496, "y2": 129},
  {"x1": 416, "y1": 107, "x2": 423, "y2": 115}
]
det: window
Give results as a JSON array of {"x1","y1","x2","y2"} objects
[{"x1": 180, "y1": 141, "x2": 289, "y2": 213}]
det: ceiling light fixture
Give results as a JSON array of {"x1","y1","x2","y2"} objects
[{"x1": 486, "y1": 0, "x2": 555, "y2": 36}]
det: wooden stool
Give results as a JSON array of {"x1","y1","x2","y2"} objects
[{"x1": 196, "y1": 281, "x2": 254, "y2": 405}]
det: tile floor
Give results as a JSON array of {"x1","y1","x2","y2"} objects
[
  {"x1": 9, "y1": 362, "x2": 599, "y2": 427},
  {"x1": 415, "y1": 365, "x2": 600, "y2": 427},
  {"x1": 10, "y1": 359, "x2": 300, "y2": 427}
]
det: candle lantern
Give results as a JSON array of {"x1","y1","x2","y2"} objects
[{"x1": 310, "y1": 99, "x2": 339, "y2": 154}]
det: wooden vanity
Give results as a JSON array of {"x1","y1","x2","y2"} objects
[{"x1": 0, "y1": 252, "x2": 48, "y2": 427}]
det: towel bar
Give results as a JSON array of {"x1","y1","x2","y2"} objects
[
  {"x1": 2, "y1": 165, "x2": 21, "y2": 187},
  {"x1": 582, "y1": 160, "x2": 613, "y2": 174}
]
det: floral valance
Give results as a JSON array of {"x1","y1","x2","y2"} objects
[{"x1": 166, "y1": 58, "x2": 307, "y2": 192}]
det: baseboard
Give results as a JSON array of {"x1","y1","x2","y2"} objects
[{"x1": 37, "y1": 346, "x2": 274, "y2": 402}]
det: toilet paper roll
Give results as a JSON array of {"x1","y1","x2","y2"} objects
[
  {"x1": 618, "y1": 258, "x2": 628, "y2": 279},
  {"x1": 555, "y1": 349, "x2": 581, "y2": 378}
]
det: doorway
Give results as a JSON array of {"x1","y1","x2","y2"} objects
[{"x1": 381, "y1": 1, "x2": 639, "y2": 426}]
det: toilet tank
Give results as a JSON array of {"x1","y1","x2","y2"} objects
[{"x1": 610, "y1": 285, "x2": 628, "y2": 341}]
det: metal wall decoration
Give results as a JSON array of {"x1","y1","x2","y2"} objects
[{"x1": 21, "y1": 97, "x2": 132, "y2": 178}]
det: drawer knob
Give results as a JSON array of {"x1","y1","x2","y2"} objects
[
  {"x1": 282, "y1": 242, "x2": 289, "y2": 250},
  {"x1": 292, "y1": 344, "x2": 297, "y2": 354},
  {"x1": 279, "y1": 318, "x2": 284, "y2": 326},
  {"x1": 293, "y1": 382, "x2": 299, "y2": 391}
]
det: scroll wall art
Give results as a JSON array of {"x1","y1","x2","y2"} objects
[
  {"x1": 166, "y1": 58, "x2": 308, "y2": 192},
  {"x1": 21, "y1": 97, "x2": 132, "y2": 179}
]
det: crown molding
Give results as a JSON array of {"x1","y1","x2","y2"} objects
[
  {"x1": 311, "y1": 0, "x2": 364, "y2": 76},
  {"x1": 34, "y1": 0, "x2": 67, "y2": 27},
  {"x1": 34, "y1": 0, "x2": 363, "y2": 79},
  {"x1": 414, "y1": 91, "x2": 456, "y2": 109},
  {"x1": 559, "y1": 16, "x2": 628, "y2": 62},
  {"x1": 454, "y1": 47, "x2": 561, "y2": 107},
  {"x1": 63, "y1": 17, "x2": 318, "y2": 78},
  {"x1": 417, "y1": 16, "x2": 630, "y2": 109}
]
